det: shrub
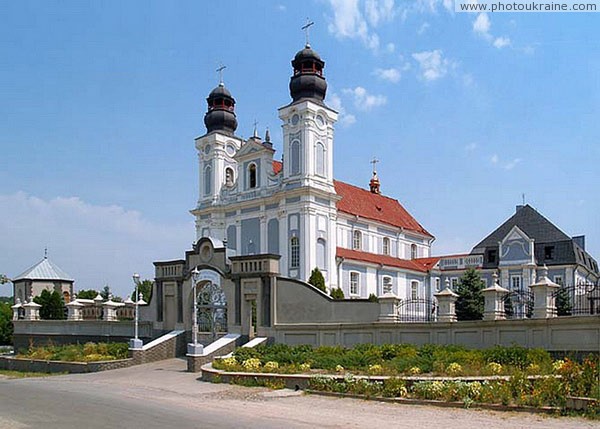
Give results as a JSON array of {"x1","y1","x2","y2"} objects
[
  {"x1": 299, "y1": 363, "x2": 311, "y2": 372},
  {"x1": 485, "y1": 362, "x2": 503, "y2": 375},
  {"x1": 263, "y1": 361, "x2": 279, "y2": 372},
  {"x1": 367, "y1": 293, "x2": 379, "y2": 302},
  {"x1": 335, "y1": 364, "x2": 344, "y2": 372},
  {"x1": 233, "y1": 347, "x2": 261, "y2": 364},
  {"x1": 368, "y1": 364, "x2": 383, "y2": 375},
  {"x1": 330, "y1": 288, "x2": 345, "y2": 300},
  {"x1": 242, "y1": 358, "x2": 261, "y2": 372},
  {"x1": 382, "y1": 378, "x2": 407, "y2": 398},
  {"x1": 308, "y1": 268, "x2": 327, "y2": 293},
  {"x1": 446, "y1": 362, "x2": 463, "y2": 376},
  {"x1": 408, "y1": 366, "x2": 421, "y2": 375}
]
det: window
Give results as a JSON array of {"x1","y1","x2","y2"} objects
[
  {"x1": 316, "y1": 238, "x2": 326, "y2": 270},
  {"x1": 383, "y1": 237, "x2": 390, "y2": 256},
  {"x1": 315, "y1": 142, "x2": 325, "y2": 176},
  {"x1": 511, "y1": 275, "x2": 521, "y2": 290},
  {"x1": 204, "y1": 166, "x2": 212, "y2": 195},
  {"x1": 411, "y1": 244, "x2": 418, "y2": 259},
  {"x1": 450, "y1": 277, "x2": 459, "y2": 290},
  {"x1": 554, "y1": 275, "x2": 564, "y2": 286},
  {"x1": 248, "y1": 164, "x2": 257, "y2": 189},
  {"x1": 225, "y1": 167, "x2": 234, "y2": 186},
  {"x1": 382, "y1": 276, "x2": 392, "y2": 294},
  {"x1": 350, "y1": 272, "x2": 360, "y2": 296},
  {"x1": 353, "y1": 230, "x2": 362, "y2": 250},
  {"x1": 544, "y1": 246, "x2": 555, "y2": 260},
  {"x1": 487, "y1": 249, "x2": 497, "y2": 264},
  {"x1": 411, "y1": 281, "x2": 419, "y2": 299},
  {"x1": 291, "y1": 141, "x2": 300, "y2": 175},
  {"x1": 435, "y1": 278, "x2": 441, "y2": 291},
  {"x1": 290, "y1": 236, "x2": 300, "y2": 268}
]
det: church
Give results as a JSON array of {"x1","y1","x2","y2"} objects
[{"x1": 189, "y1": 41, "x2": 436, "y2": 302}]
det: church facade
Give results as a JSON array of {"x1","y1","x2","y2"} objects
[{"x1": 190, "y1": 43, "x2": 435, "y2": 302}]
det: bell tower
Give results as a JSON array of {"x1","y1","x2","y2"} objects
[{"x1": 278, "y1": 40, "x2": 338, "y2": 193}]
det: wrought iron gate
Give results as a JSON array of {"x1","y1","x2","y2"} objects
[
  {"x1": 197, "y1": 281, "x2": 227, "y2": 340},
  {"x1": 503, "y1": 289, "x2": 534, "y2": 319},
  {"x1": 397, "y1": 298, "x2": 437, "y2": 322}
]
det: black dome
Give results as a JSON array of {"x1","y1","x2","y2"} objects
[
  {"x1": 204, "y1": 83, "x2": 238, "y2": 135},
  {"x1": 290, "y1": 44, "x2": 327, "y2": 103}
]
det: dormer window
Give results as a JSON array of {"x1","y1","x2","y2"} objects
[
  {"x1": 353, "y1": 230, "x2": 362, "y2": 250},
  {"x1": 383, "y1": 237, "x2": 390, "y2": 256},
  {"x1": 248, "y1": 163, "x2": 257, "y2": 189},
  {"x1": 487, "y1": 249, "x2": 497, "y2": 264},
  {"x1": 411, "y1": 244, "x2": 418, "y2": 259},
  {"x1": 544, "y1": 246, "x2": 555, "y2": 260}
]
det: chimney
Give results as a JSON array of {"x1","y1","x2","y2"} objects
[{"x1": 573, "y1": 235, "x2": 585, "y2": 250}]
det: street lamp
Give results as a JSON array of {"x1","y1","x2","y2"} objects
[
  {"x1": 187, "y1": 267, "x2": 203, "y2": 355},
  {"x1": 129, "y1": 273, "x2": 143, "y2": 349}
]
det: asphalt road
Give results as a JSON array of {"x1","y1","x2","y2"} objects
[{"x1": 0, "y1": 359, "x2": 596, "y2": 429}]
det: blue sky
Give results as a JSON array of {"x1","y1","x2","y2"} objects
[{"x1": 1, "y1": 1, "x2": 599, "y2": 297}]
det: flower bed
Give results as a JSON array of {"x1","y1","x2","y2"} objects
[
  {"x1": 210, "y1": 343, "x2": 599, "y2": 414},
  {"x1": 17, "y1": 342, "x2": 129, "y2": 362}
]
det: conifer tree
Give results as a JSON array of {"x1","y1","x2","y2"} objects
[
  {"x1": 308, "y1": 268, "x2": 327, "y2": 293},
  {"x1": 455, "y1": 268, "x2": 485, "y2": 321}
]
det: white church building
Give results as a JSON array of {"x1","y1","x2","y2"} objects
[{"x1": 191, "y1": 42, "x2": 435, "y2": 301}]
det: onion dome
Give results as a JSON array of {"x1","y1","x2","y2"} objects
[
  {"x1": 204, "y1": 83, "x2": 238, "y2": 135},
  {"x1": 289, "y1": 44, "x2": 327, "y2": 103}
]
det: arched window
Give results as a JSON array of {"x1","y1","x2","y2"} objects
[
  {"x1": 248, "y1": 163, "x2": 257, "y2": 189},
  {"x1": 225, "y1": 167, "x2": 234, "y2": 186},
  {"x1": 353, "y1": 230, "x2": 362, "y2": 250},
  {"x1": 316, "y1": 238, "x2": 326, "y2": 270},
  {"x1": 383, "y1": 237, "x2": 390, "y2": 256},
  {"x1": 315, "y1": 142, "x2": 325, "y2": 177},
  {"x1": 204, "y1": 165, "x2": 212, "y2": 195},
  {"x1": 291, "y1": 141, "x2": 300, "y2": 175},
  {"x1": 290, "y1": 236, "x2": 300, "y2": 268},
  {"x1": 411, "y1": 244, "x2": 418, "y2": 259}
]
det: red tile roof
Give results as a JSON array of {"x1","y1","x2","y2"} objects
[
  {"x1": 334, "y1": 180, "x2": 432, "y2": 237},
  {"x1": 337, "y1": 247, "x2": 429, "y2": 273},
  {"x1": 271, "y1": 161, "x2": 431, "y2": 238},
  {"x1": 413, "y1": 257, "x2": 441, "y2": 270}
]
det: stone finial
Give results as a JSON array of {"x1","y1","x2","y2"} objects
[{"x1": 482, "y1": 272, "x2": 510, "y2": 321}]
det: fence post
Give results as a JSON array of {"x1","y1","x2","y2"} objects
[
  {"x1": 482, "y1": 272, "x2": 509, "y2": 321},
  {"x1": 22, "y1": 296, "x2": 42, "y2": 321},
  {"x1": 378, "y1": 292, "x2": 399, "y2": 322},
  {"x1": 434, "y1": 287, "x2": 458, "y2": 322},
  {"x1": 66, "y1": 300, "x2": 84, "y2": 321},
  {"x1": 11, "y1": 298, "x2": 22, "y2": 321},
  {"x1": 529, "y1": 265, "x2": 559, "y2": 318}
]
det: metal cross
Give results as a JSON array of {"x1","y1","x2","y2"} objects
[
  {"x1": 522, "y1": 193, "x2": 526, "y2": 205},
  {"x1": 252, "y1": 119, "x2": 259, "y2": 137},
  {"x1": 301, "y1": 18, "x2": 314, "y2": 46},
  {"x1": 370, "y1": 157, "x2": 379, "y2": 173},
  {"x1": 44, "y1": 247, "x2": 48, "y2": 258},
  {"x1": 216, "y1": 63, "x2": 226, "y2": 85}
]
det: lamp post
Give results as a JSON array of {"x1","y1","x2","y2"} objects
[
  {"x1": 187, "y1": 267, "x2": 203, "y2": 355},
  {"x1": 129, "y1": 273, "x2": 143, "y2": 349}
]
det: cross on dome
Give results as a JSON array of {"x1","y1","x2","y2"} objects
[{"x1": 301, "y1": 18, "x2": 314, "y2": 47}]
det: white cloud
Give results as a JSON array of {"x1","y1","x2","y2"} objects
[
  {"x1": 491, "y1": 154, "x2": 499, "y2": 164},
  {"x1": 327, "y1": 0, "x2": 380, "y2": 51},
  {"x1": 0, "y1": 192, "x2": 191, "y2": 298},
  {"x1": 412, "y1": 49, "x2": 451, "y2": 81},
  {"x1": 417, "y1": 22, "x2": 430, "y2": 35},
  {"x1": 473, "y1": 13, "x2": 491, "y2": 39},
  {"x1": 343, "y1": 86, "x2": 388, "y2": 111},
  {"x1": 504, "y1": 158, "x2": 522, "y2": 170},
  {"x1": 276, "y1": 4, "x2": 286, "y2": 11},
  {"x1": 465, "y1": 142, "x2": 477, "y2": 152},
  {"x1": 415, "y1": 0, "x2": 453, "y2": 13},
  {"x1": 493, "y1": 37, "x2": 511, "y2": 49},
  {"x1": 328, "y1": 92, "x2": 357, "y2": 126},
  {"x1": 364, "y1": 0, "x2": 396, "y2": 27},
  {"x1": 373, "y1": 67, "x2": 401, "y2": 83},
  {"x1": 385, "y1": 42, "x2": 395, "y2": 53}
]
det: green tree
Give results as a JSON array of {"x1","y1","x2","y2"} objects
[
  {"x1": 100, "y1": 285, "x2": 111, "y2": 300},
  {"x1": 34, "y1": 290, "x2": 66, "y2": 320},
  {"x1": 455, "y1": 268, "x2": 485, "y2": 321},
  {"x1": 330, "y1": 287, "x2": 345, "y2": 300},
  {"x1": 0, "y1": 274, "x2": 10, "y2": 284},
  {"x1": 0, "y1": 302, "x2": 13, "y2": 345},
  {"x1": 75, "y1": 289, "x2": 98, "y2": 300},
  {"x1": 555, "y1": 287, "x2": 572, "y2": 316},
  {"x1": 307, "y1": 268, "x2": 327, "y2": 293},
  {"x1": 130, "y1": 279, "x2": 153, "y2": 303}
]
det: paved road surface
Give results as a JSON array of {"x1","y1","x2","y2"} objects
[{"x1": 0, "y1": 359, "x2": 595, "y2": 429}]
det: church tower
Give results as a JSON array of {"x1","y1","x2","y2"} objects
[
  {"x1": 278, "y1": 43, "x2": 338, "y2": 193},
  {"x1": 193, "y1": 79, "x2": 243, "y2": 239},
  {"x1": 277, "y1": 39, "x2": 340, "y2": 288}
]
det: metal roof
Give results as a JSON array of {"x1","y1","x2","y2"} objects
[{"x1": 13, "y1": 258, "x2": 74, "y2": 282}]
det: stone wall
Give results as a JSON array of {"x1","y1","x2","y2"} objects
[
  {"x1": 130, "y1": 330, "x2": 187, "y2": 365},
  {"x1": 0, "y1": 355, "x2": 133, "y2": 374},
  {"x1": 13, "y1": 320, "x2": 155, "y2": 353},
  {"x1": 273, "y1": 315, "x2": 600, "y2": 353}
]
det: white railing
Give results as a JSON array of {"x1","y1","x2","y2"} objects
[{"x1": 439, "y1": 254, "x2": 483, "y2": 270}]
